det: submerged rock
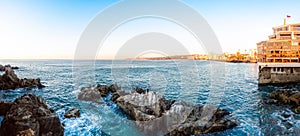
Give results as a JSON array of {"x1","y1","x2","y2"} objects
[
  {"x1": 268, "y1": 89, "x2": 300, "y2": 114},
  {"x1": 0, "y1": 67, "x2": 45, "y2": 90},
  {"x1": 292, "y1": 106, "x2": 300, "y2": 114},
  {"x1": 64, "y1": 108, "x2": 80, "y2": 118},
  {"x1": 79, "y1": 84, "x2": 237, "y2": 135},
  {"x1": 0, "y1": 94, "x2": 64, "y2": 136}
]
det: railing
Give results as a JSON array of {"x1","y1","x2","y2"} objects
[{"x1": 280, "y1": 37, "x2": 292, "y2": 40}]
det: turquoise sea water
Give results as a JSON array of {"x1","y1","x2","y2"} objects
[{"x1": 1, "y1": 60, "x2": 300, "y2": 136}]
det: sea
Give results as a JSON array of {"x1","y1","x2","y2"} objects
[{"x1": 1, "y1": 59, "x2": 300, "y2": 136}]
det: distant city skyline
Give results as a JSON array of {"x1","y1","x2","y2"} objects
[{"x1": 0, "y1": 0, "x2": 300, "y2": 59}]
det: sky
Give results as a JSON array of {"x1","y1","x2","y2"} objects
[{"x1": 0, "y1": 0, "x2": 300, "y2": 59}]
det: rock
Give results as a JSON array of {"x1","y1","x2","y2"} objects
[
  {"x1": 269, "y1": 90, "x2": 291, "y2": 104},
  {"x1": 0, "y1": 64, "x2": 19, "y2": 71},
  {"x1": 131, "y1": 87, "x2": 147, "y2": 94},
  {"x1": 292, "y1": 106, "x2": 300, "y2": 114},
  {"x1": 159, "y1": 98, "x2": 175, "y2": 111},
  {"x1": 0, "y1": 94, "x2": 64, "y2": 136},
  {"x1": 108, "y1": 84, "x2": 120, "y2": 93},
  {"x1": 95, "y1": 84, "x2": 110, "y2": 97},
  {"x1": 78, "y1": 87, "x2": 103, "y2": 104},
  {"x1": 110, "y1": 90, "x2": 129, "y2": 103},
  {"x1": 78, "y1": 84, "x2": 237, "y2": 135},
  {"x1": 64, "y1": 108, "x2": 80, "y2": 118},
  {"x1": 0, "y1": 67, "x2": 45, "y2": 90},
  {"x1": 78, "y1": 84, "x2": 122, "y2": 103},
  {"x1": 268, "y1": 99, "x2": 278, "y2": 104},
  {"x1": 268, "y1": 89, "x2": 300, "y2": 114},
  {"x1": 11, "y1": 66, "x2": 19, "y2": 70},
  {"x1": 282, "y1": 112, "x2": 291, "y2": 118},
  {"x1": 289, "y1": 93, "x2": 300, "y2": 105},
  {"x1": 116, "y1": 92, "x2": 165, "y2": 120},
  {"x1": 115, "y1": 91, "x2": 237, "y2": 135},
  {"x1": 0, "y1": 101, "x2": 12, "y2": 116},
  {"x1": 16, "y1": 128, "x2": 35, "y2": 136},
  {"x1": 110, "y1": 92, "x2": 120, "y2": 102}
]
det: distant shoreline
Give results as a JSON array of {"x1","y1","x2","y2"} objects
[{"x1": 0, "y1": 59, "x2": 259, "y2": 64}]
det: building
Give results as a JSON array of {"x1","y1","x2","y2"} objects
[
  {"x1": 257, "y1": 23, "x2": 300, "y2": 63},
  {"x1": 257, "y1": 21, "x2": 300, "y2": 85}
]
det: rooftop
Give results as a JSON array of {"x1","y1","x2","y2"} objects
[
  {"x1": 258, "y1": 62, "x2": 300, "y2": 67},
  {"x1": 273, "y1": 23, "x2": 300, "y2": 29}
]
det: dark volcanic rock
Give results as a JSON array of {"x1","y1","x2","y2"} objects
[
  {"x1": 108, "y1": 84, "x2": 120, "y2": 93},
  {"x1": 268, "y1": 89, "x2": 300, "y2": 114},
  {"x1": 0, "y1": 94, "x2": 64, "y2": 136},
  {"x1": 78, "y1": 86, "x2": 104, "y2": 104},
  {"x1": 0, "y1": 67, "x2": 45, "y2": 90},
  {"x1": 0, "y1": 101, "x2": 12, "y2": 116},
  {"x1": 293, "y1": 106, "x2": 300, "y2": 114},
  {"x1": 95, "y1": 84, "x2": 110, "y2": 97},
  {"x1": 64, "y1": 108, "x2": 80, "y2": 118},
  {"x1": 131, "y1": 87, "x2": 148, "y2": 94},
  {"x1": 111, "y1": 90, "x2": 129, "y2": 103},
  {"x1": 78, "y1": 84, "x2": 122, "y2": 103},
  {"x1": 79, "y1": 84, "x2": 237, "y2": 135},
  {"x1": 0, "y1": 64, "x2": 19, "y2": 71},
  {"x1": 115, "y1": 91, "x2": 237, "y2": 135}
]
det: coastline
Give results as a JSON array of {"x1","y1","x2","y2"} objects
[{"x1": 0, "y1": 60, "x2": 299, "y2": 135}]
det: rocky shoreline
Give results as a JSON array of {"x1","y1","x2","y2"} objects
[
  {"x1": 266, "y1": 89, "x2": 300, "y2": 114},
  {"x1": 0, "y1": 64, "x2": 237, "y2": 135},
  {"x1": 0, "y1": 94, "x2": 64, "y2": 136},
  {"x1": 0, "y1": 66, "x2": 44, "y2": 90},
  {"x1": 78, "y1": 84, "x2": 238, "y2": 135},
  {"x1": 0, "y1": 65, "x2": 59, "y2": 135}
]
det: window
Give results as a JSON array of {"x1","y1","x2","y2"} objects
[
  {"x1": 291, "y1": 68, "x2": 294, "y2": 73},
  {"x1": 281, "y1": 68, "x2": 284, "y2": 72}
]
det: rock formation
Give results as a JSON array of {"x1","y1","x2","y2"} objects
[
  {"x1": 78, "y1": 84, "x2": 122, "y2": 104},
  {"x1": 115, "y1": 91, "x2": 237, "y2": 135},
  {"x1": 267, "y1": 89, "x2": 300, "y2": 113},
  {"x1": 78, "y1": 84, "x2": 237, "y2": 135},
  {"x1": 0, "y1": 67, "x2": 44, "y2": 90},
  {"x1": 0, "y1": 94, "x2": 64, "y2": 136},
  {"x1": 0, "y1": 64, "x2": 19, "y2": 71},
  {"x1": 0, "y1": 101, "x2": 12, "y2": 115},
  {"x1": 64, "y1": 108, "x2": 80, "y2": 118}
]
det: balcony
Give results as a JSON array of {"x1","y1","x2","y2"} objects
[{"x1": 279, "y1": 36, "x2": 292, "y2": 40}]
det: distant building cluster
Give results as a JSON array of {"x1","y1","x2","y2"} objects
[
  {"x1": 257, "y1": 23, "x2": 300, "y2": 63},
  {"x1": 136, "y1": 54, "x2": 208, "y2": 60},
  {"x1": 136, "y1": 51, "x2": 257, "y2": 63},
  {"x1": 220, "y1": 50, "x2": 257, "y2": 63}
]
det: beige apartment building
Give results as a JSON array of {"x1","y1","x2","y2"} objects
[{"x1": 257, "y1": 23, "x2": 300, "y2": 63}]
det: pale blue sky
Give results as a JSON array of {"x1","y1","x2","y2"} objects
[{"x1": 0, "y1": 0, "x2": 299, "y2": 59}]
